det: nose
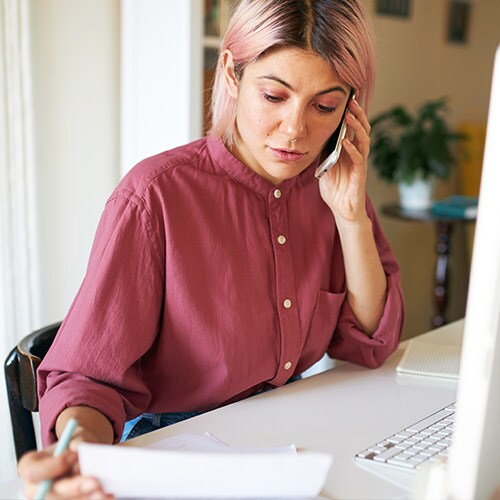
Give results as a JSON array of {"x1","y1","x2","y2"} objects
[{"x1": 279, "y1": 104, "x2": 306, "y2": 142}]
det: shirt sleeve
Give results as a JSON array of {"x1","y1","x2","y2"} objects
[
  {"x1": 37, "y1": 190, "x2": 165, "y2": 445},
  {"x1": 327, "y1": 197, "x2": 405, "y2": 368}
]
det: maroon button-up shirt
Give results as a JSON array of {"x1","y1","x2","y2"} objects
[{"x1": 38, "y1": 137, "x2": 404, "y2": 445}]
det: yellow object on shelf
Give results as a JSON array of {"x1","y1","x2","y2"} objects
[
  {"x1": 457, "y1": 122, "x2": 486, "y2": 197},
  {"x1": 457, "y1": 122, "x2": 486, "y2": 265}
]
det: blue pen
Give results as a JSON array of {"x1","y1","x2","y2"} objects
[{"x1": 34, "y1": 418, "x2": 78, "y2": 500}]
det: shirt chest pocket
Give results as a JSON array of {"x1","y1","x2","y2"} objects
[{"x1": 303, "y1": 290, "x2": 346, "y2": 357}]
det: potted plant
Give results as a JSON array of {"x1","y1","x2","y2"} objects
[{"x1": 369, "y1": 97, "x2": 466, "y2": 210}]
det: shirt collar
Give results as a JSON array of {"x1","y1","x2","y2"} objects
[{"x1": 206, "y1": 136, "x2": 319, "y2": 197}]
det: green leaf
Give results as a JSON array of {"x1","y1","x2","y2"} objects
[{"x1": 369, "y1": 96, "x2": 466, "y2": 183}]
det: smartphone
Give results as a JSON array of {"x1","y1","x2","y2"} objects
[{"x1": 315, "y1": 89, "x2": 356, "y2": 179}]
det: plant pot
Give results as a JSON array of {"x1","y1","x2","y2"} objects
[{"x1": 398, "y1": 177, "x2": 435, "y2": 210}]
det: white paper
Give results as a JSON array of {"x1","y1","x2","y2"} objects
[
  {"x1": 146, "y1": 432, "x2": 297, "y2": 455},
  {"x1": 78, "y1": 439, "x2": 332, "y2": 499}
]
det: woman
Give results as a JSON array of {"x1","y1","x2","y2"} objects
[{"x1": 19, "y1": 0, "x2": 404, "y2": 498}]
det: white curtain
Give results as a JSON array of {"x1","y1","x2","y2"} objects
[{"x1": 0, "y1": 0, "x2": 39, "y2": 483}]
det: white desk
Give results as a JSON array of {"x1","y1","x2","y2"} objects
[{"x1": 0, "y1": 321, "x2": 463, "y2": 500}]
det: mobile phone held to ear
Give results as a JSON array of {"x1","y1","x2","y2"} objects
[{"x1": 315, "y1": 89, "x2": 356, "y2": 179}]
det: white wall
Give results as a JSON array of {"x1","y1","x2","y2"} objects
[
  {"x1": 30, "y1": 0, "x2": 120, "y2": 325},
  {"x1": 120, "y1": 0, "x2": 203, "y2": 174}
]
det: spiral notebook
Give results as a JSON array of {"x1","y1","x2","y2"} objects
[{"x1": 396, "y1": 339, "x2": 461, "y2": 379}]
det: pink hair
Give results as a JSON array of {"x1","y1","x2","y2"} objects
[{"x1": 209, "y1": 0, "x2": 376, "y2": 146}]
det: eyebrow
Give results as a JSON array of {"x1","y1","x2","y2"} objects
[{"x1": 258, "y1": 75, "x2": 348, "y2": 96}]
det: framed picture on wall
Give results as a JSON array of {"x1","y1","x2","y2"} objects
[
  {"x1": 375, "y1": 0, "x2": 411, "y2": 19},
  {"x1": 447, "y1": 1, "x2": 471, "y2": 44}
]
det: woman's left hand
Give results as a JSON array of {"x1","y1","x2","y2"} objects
[{"x1": 318, "y1": 97, "x2": 371, "y2": 222}]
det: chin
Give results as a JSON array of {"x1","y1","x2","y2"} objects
[{"x1": 269, "y1": 165, "x2": 308, "y2": 182}]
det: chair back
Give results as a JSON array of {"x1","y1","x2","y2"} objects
[{"x1": 4, "y1": 322, "x2": 61, "y2": 461}]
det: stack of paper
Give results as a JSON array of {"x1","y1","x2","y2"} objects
[
  {"x1": 396, "y1": 340, "x2": 461, "y2": 379},
  {"x1": 78, "y1": 433, "x2": 332, "y2": 499}
]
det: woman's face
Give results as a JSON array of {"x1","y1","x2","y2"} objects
[{"x1": 224, "y1": 47, "x2": 351, "y2": 185}]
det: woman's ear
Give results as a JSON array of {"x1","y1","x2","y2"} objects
[{"x1": 221, "y1": 50, "x2": 239, "y2": 98}]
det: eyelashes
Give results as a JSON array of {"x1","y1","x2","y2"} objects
[
  {"x1": 262, "y1": 93, "x2": 336, "y2": 114},
  {"x1": 263, "y1": 92, "x2": 284, "y2": 103},
  {"x1": 315, "y1": 104, "x2": 336, "y2": 114}
]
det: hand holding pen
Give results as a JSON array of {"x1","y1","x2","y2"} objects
[
  {"x1": 34, "y1": 418, "x2": 78, "y2": 499},
  {"x1": 18, "y1": 418, "x2": 112, "y2": 499}
]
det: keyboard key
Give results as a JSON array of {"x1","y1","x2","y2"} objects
[
  {"x1": 403, "y1": 448, "x2": 418, "y2": 456},
  {"x1": 395, "y1": 442, "x2": 411, "y2": 450},
  {"x1": 373, "y1": 447, "x2": 402, "y2": 462},
  {"x1": 420, "y1": 449, "x2": 437, "y2": 457},
  {"x1": 387, "y1": 435, "x2": 405, "y2": 444},
  {"x1": 409, "y1": 457, "x2": 425, "y2": 465},
  {"x1": 426, "y1": 435, "x2": 441, "y2": 443},
  {"x1": 403, "y1": 437, "x2": 422, "y2": 445},
  {"x1": 429, "y1": 443, "x2": 448, "y2": 452},
  {"x1": 368, "y1": 445, "x2": 388, "y2": 454},
  {"x1": 395, "y1": 430, "x2": 415, "y2": 439},
  {"x1": 420, "y1": 439, "x2": 435, "y2": 446}
]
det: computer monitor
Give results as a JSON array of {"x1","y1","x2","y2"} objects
[{"x1": 445, "y1": 44, "x2": 500, "y2": 500}]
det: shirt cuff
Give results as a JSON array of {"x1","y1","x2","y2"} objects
[
  {"x1": 38, "y1": 374, "x2": 127, "y2": 446},
  {"x1": 328, "y1": 272, "x2": 405, "y2": 368}
]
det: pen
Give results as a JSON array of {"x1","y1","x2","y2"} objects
[{"x1": 34, "y1": 418, "x2": 78, "y2": 500}]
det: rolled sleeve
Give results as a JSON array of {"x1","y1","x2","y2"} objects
[
  {"x1": 327, "y1": 272, "x2": 405, "y2": 368},
  {"x1": 39, "y1": 374, "x2": 128, "y2": 444}
]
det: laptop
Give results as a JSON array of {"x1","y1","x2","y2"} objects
[{"x1": 356, "y1": 44, "x2": 500, "y2": 500}]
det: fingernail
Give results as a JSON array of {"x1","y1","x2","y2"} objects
[
  {"x1": 89, "y1": 492, "x2": 106, "y2": 500},
  {"x1": 80, "y1": 478, "x2": 99, "y2": 494}
]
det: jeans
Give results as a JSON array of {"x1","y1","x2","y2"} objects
[
  {"x1": 120, "y1": 374, "x2": 302, "y2": 442},
  {"x1": 120, "y1": 411, "x2": 201, "y2": 442}
]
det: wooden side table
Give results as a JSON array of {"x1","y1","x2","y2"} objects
[{"x1": 381, "y1": 203, "x2": 476, "y2": 328}]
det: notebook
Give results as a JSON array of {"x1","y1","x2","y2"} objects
[{"x1": 396, "y1": 340, "x2": 461, "y2": 379}]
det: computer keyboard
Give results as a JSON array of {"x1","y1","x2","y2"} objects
[{"x1": 355, "y1": 402, "x2": 456, "y2": 470}]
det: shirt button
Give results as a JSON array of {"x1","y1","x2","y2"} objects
[
  {"x1": 283, "y1": 299, "x2": 292, "y2": 309},
  {"x1": 274, "y1": 189, "x2": 282, "y2": 199},
  {"x1": 284, "y1": 361, "x2": 292, "y2": 370},
  {"x1": 277, "y1": 235, "x2": 287, "y2": 245}
]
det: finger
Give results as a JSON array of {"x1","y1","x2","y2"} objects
[
  {"x1": 24, "y1": 476, "x2": 107, "y2": 500},
  {"x1": 51, "y1": 476, "x2": 105, "y2": 499},
  {"x1": 18, "y1": 449, "x2": 77, "y2": 485},
  {"x1": 349, "y1": 98, "x2": 371, "y2": 135},
  {"x1": 345, "y1": 113, "x2": 370, "y2": 159},
  {"x1": 342, "y1": 137, "x2": 366, "y2": 170}
]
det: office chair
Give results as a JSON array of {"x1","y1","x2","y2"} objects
[{"x1": 4, "y1": 322, "x2": 61, "y2": 461}]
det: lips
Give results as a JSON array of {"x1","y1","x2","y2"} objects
[{"x1": 269, "y1": 147, "x2": 306, "y2": 162}]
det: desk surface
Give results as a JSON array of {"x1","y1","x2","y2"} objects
[{"x1": 0, "y1": 321, "x2": 463, "y2": 500}]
